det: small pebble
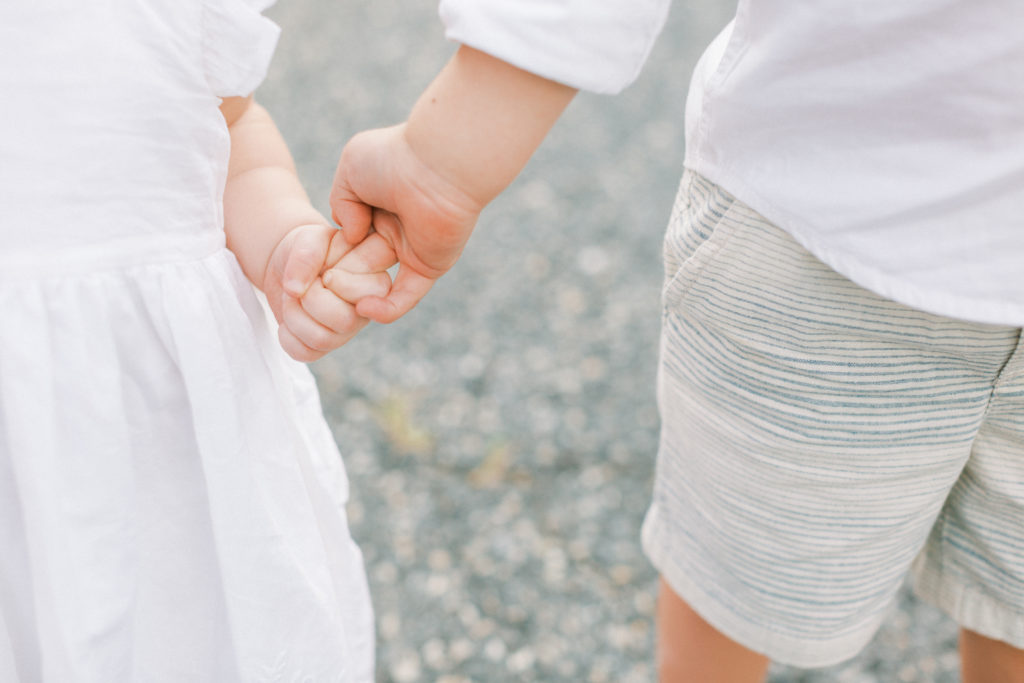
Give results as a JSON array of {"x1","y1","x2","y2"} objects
[
  {"x1": 390, "y1": 650, "x2": 421, "y2": 683},
  {"x1": 483, "y1": 637, "x2": 508, "y2": 662},
  {"x1": 421, "y1": 638, "x2": 447, "y2": 670}
]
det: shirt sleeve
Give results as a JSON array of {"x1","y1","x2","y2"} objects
[
  {"x1": 438, "y1": 0, "x2": 671, "y2": 94},
  {"x1": 202, "y1": 0, "x2": 281, "y2": 97}
]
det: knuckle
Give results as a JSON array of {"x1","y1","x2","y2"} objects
[
  {"x1": 322, "y1": 269, "x2": 344, "y2": 295},
  {"x1": 291, "y1": 246, "x2": 320, "y2": 269},
  {"x1": 372, "y1": 272, "x2": 393, "y2": 296},
  {"x1": 279, "y1": 330, "x2": 311, "y2": 363},
  {"x1": 337, "y1": 304, "x2": 364, "y2": 331},
  {"x1": 281, "y1": 300, "x2": 303, "y2": 329},
  {"x1": 305, "y1": 326, "x2": 336, "y2": 352}
]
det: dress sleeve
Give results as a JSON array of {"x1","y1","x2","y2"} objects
[
  {"x1": 438, "y1": 0, "x2": 670, "y2": 94},
  {"x1": 203, "y1": 0, "x2": 281, "y2": 97}
]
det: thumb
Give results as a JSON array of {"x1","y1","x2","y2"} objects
[
  {"x1": 282, "y1": 226, "x2": 331, "y2": 297},
  {"x1": 354, "y1": 264, "x2": 435, "y2": 324}
]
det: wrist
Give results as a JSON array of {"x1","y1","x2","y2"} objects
[
  {"x1": 395, "y1": 123, "x2": 486, "y2": 219},
  {"x1": 403, "y1": 46, "x2": 575, "y2": 208}
]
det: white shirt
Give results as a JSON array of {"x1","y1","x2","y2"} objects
[{"x1": 440, "y1": 0, "x2": 1024, "y2": 327}]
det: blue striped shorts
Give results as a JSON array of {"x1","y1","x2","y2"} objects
[{"x1": 641, "y1": 172, "x2": 1024, "y2": 667}]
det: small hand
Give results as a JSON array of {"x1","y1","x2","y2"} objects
[
  {"x1": 328, "y1": 124, "x2": 483, "y2": 324},
  {"x1": 264, "y1": 224, "x2": 393, "y2": 362}
]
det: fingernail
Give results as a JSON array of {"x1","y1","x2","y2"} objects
[
  {"x1": 321, "y1": 271, "x2": 333, "y2": 286},
  {"x1": 284, "y1": 278, "x2": 304, "y2": 293}
]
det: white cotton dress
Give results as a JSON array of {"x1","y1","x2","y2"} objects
[{"x1": 0, "y1": 2, "x2": 375, "y2": 681}]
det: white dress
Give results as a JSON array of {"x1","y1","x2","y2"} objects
[{"x1": 0, "y1": 2, "x2": 374, "y2": 681}]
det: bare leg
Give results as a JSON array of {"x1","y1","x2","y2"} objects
[
  {"x1": 657, "y1": 577, "x2": 771, "y2": 683},
  {"x1": 961, "y1": 628, "x2": 1024, "y2": 683}
]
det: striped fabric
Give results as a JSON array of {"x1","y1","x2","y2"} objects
[{"x1": 641, "y1": 172, "x2": 1024, "y2": 667}]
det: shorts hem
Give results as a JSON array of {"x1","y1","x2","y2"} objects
[
  {"x1": 912, "y1": 556, "x2": 1024, "y2": 649},
  {"x1": 641, "y1": 502, "x2": 881, "y2": 669}
]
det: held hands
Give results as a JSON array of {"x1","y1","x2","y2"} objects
[
  {"x1": 263, "y1": 223, "x2": 397, "y2": 362},
  {"x1": 219, "y1": 97, "x2": 398, "y2": 362},
  {"x1": 322, "y1": 47, "x2": 574, "y2": 325},
  {"x1": 326, "y1": 124, "x2": 483, "y2": 324},
  {"x1": 224, "y1": 49, "x2": 572, "y2": 358}
]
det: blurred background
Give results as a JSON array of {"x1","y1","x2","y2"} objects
[{"x1": 260, "y1": 1, "x2": 960, "y2": 681}]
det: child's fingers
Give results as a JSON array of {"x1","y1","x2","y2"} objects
[
  {"x1": 300, "y1": 281, "x2": 378, "y2": 333},
  {"x1": 282, "y1": 226, "x2": 331, "y2": 297},
  {"x1": 323, "y1": 228, "x2": 356, "y2": 270},
  {"x1": 278, "y1": 325, "x2": 325, "y2": 363},
  {"x1": 334, "y1": 231, "x2": 398, "y2": 274},
  {"x1": 320, "y1": 269, "x2": 392, "y2": 303},
  {"x1": 335, "y1": 232, "x2": 399, "y2": 274},
  {"x1": 354, "y1": 266, "x2": 434, "y2": 324},
  {"x1": 281, "y1": 295, "x2": 361, "y2": 357}
]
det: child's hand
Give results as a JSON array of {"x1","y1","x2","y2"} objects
[
  {"x1": 326, "y1": 47, "x2": 574, "y2": 325},
  {"x1": 327, "y1": 124, "x2": 482, "y2": 324},
  {"x1": 264, "y1": 224, "x2": 394, "y2": 362}
]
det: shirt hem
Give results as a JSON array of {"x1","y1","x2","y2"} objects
[{"x1": 684, "y1": 158, "x2": 1024, "y2": 329}]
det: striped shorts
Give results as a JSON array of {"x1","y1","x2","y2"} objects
[{"x1": 641, "y1": 172, "x2": 1024, "y2": 667}]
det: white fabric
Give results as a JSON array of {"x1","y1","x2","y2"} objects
[
  {"x1": 439, "y1": 0, "x2": 670, "y2": 94},
  {"x1": 0, "y1": 2, "x2": 374, "y2": 681},
  {"x1": 645, "y1": 171, "x2": 1024, "y2": 666},
  {"x1": 439, "y1": 0, "x2": 1024, "y2": 326},
  {"x1": 684, "y1": 1, "x2": 1024, "y2": 326}
]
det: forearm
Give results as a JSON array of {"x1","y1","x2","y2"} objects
[
  {"x1": 403, "y1": 46, "x2": 577, "y2": 208},
  {"x1": 223, "y1": 100, "x2": 326, "y2": 291},
  {"x1": 326, "y1": 47, "x2": 577, "y2": 324}
]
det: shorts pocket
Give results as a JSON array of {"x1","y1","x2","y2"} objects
[{"x1": 661, "y1": 172, "x2": 738, "y2": 310}]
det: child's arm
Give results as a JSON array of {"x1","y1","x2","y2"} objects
[
  {"x1": 326, "y1": 46, "x2": 576, "y2": 323},
  {"x1": 220, "y1": 96, "x2": 394, "y2": 361}
]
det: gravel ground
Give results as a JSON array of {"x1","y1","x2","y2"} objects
[{"x1": 260, "y1": 1, "x2": 961, "y2": 681}]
